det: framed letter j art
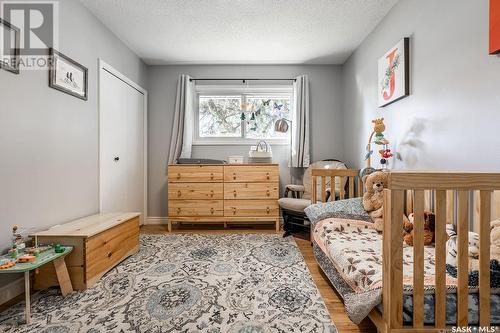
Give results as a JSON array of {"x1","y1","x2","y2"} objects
[{"x1": 378, "y1": 37, "x2": 410, "y2": 108}]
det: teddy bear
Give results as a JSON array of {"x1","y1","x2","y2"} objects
[
  {"x1": 362, "y1": 171, "x2": 389, "y2": 232},
  {"x1": 402, "y1": 211, "x2": 436, "y2": 246}
]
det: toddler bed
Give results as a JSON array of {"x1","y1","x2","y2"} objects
[{"x1": 305, "y1": 170, "x2": 500, "y2": 332}]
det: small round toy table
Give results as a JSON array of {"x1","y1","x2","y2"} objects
[{"x1": 0, "y1": 246, "x2": 73, "y2": 324}]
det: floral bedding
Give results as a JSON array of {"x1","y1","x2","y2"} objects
[{"x1": 305, "y1": 199, "x2": 500, "y2": 324}]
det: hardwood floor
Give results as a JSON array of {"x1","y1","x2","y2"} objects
[{"x1": 142, "y1": 224, "x2": 377, "y2": 333}]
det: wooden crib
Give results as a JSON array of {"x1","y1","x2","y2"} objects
[{"x1": 310, "y1": 170, "x2": 500, "y2": 332}]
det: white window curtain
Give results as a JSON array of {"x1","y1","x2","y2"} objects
[
  {"x1": 291, "y1": 75, "x2": 310, "y2": 168},
  {"x1": 168, "y1": 74, "x2": 195, "y2": 164}
]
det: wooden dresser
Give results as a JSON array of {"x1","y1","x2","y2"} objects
[
  {"x1": 167, "y1": 164, "x2": 280, "y2": 231},
  {"x1": 32, "y1": 212, "x2": 140, "y2": 290}
]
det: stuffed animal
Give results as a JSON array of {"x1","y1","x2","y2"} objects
[
  {"x1": 403, "y1": 212, "x2": 436, "y2": 246},
  {"x1": 362, "y1": 171, "x2": 389, "y2": 232},
  {"x1": 446, "y1": 224, "x2": 481, "y2": 268},
  {"x1": 466, "y1": 219, "x2": 500, "y2": 271}
]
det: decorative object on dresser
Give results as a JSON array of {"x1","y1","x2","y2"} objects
[
  {"x1": 31, "y1": 212, "x2": 140, "y2": 291},
  {"x1": 167, "y1": 164, "x2": 280, "y2": 231}
]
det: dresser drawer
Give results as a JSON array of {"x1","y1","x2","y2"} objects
[
  {"x1": 169, "y1": 183, "x2": 223, "y2": 200},
  {"x1": 224, "y1": 183, "x2": 279, "y2": 199},
  {"x1": 168, "y1": 165, "x2": 223, "y2": 183},
  {"x1": 224, "y1": 165, "x2": 279, "y2": 183},
  {"x1": 224, "y1": 200, "x2": 279, "y2": 217},
  {"x1": 168, "y1": 200, "x2": 224, "y2": 216}
]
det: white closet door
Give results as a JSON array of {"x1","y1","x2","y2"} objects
[{"x1": 100, "y1": 68, "x2": 145, "y2": 221}]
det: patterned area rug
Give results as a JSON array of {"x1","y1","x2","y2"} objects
[{"x1": 0, "y1": 234, "x2": 336, "y2": 332}]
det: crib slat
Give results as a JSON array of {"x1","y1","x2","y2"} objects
[
  {"x1": 321, "y1": 177, "x2": 326, "y2": 202},
  {"x1": 312, "y1": 176, "x2": 317, "y2": 204},
  {"x1": 358, "y1": 178, "x2": 364, "y2": 197},
  {"x1": 340, "y1": 177, "x2": 346, "y2": 199},
  {"x1": 434, "y1": 190, "x2": 447, "y2": 328},
  {"x1": 383, "y1": 189, "x2": 404, "y2": 328},
  {"x1": 479, "y1": 190, "x2": 491, "y2": 326},
  {"x1": 349, "y1": 176, "x2": 355, "y2": 198},
  {"x1": 413, "y1": 190, "x2": 425, "y2": 328},
  {"x1": 457, "y1": 190, "x2": 469, "y2": 327}
]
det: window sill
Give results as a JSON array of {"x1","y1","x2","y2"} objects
[{"x1": 192, "y1": 140, "x2": 290, "y2": 146}]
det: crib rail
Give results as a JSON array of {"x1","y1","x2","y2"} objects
[
  {"x1": 311, "y1": 169, "x2": 361, "y2": 204},
  {"x1": 381, "y1": 171, "x2": 500, "y2": 332}
]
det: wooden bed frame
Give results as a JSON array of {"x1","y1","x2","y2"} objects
[{"x1": 310, "y1": 169, "x2": 500, "y2": 332}]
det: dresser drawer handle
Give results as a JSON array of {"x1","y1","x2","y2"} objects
[
  {"x1": 266, "y1": 207, "x2": 270, "y2": 214},
  {"x1": 210, "y1": 207, "x2": 214, "y2": 215},
  {"x1": 233, "y1": 173, "x2": 236, "y2": 180},
  {"x1": 176, "y1": 173, "x2": 181, "y2": 180},
  {"x1": 177, "y1": 190, "x2": 182, "y2": 197},
  {"x1": 210, "y1": 173, "x2": 214, "y2": 180},
  {"x1": 232, "y1": 207, "x2": 236, "y2": 215},
  {"x1": 233, "y1": 190, "x2": 237, "y2": 197},
  {"x1": 266, "y1": 190, "x2": 270, "y2": 197},
  {"x1": 177, "y1": 208, "x2": 181, "y2": 214},
  {"x1": 107, "y1": 252, "x2": 112, "y2": 258},
  {"x1": 210, "y1": 190, "x2": 214, "y2": 197},
  {"x1": 266, "y1": 173, "x2": 270, "y2": 180}
]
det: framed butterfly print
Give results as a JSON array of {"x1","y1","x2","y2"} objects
[{"x1": 49, "y1": 48, "x2": 88, "y2": 100}]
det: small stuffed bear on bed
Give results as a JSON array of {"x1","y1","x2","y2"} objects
[
  {"x1": 403, "y1": 211, "x2": 436, "y2": 246},
  {"x1": 362, "y1": 171, "x2": 389, "y2": 232}
]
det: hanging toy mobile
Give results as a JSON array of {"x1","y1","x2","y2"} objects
[{"x1": 360, "y1": 118, "x2": 393, "y2": 177}]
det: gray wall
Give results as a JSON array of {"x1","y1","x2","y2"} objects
[
  {"x1": 342, "y1": 0, "x2": 500, "y2": 170},
  {"x1": 0, "y1": 0, "x2": 147, "y2": 268},
  {"x1": 147, "y1": 65, "x2": 344, "y2": 218}
]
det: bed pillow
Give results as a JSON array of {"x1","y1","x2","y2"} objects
[{"x1": 305, "y1": 197, "x2": 372, "y2": 225}]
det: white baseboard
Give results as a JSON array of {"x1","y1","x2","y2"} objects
[{"x1": 146, "y1": 217, "x2": 168, "y2": 225}]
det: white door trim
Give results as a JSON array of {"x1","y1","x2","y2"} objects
[{"x1": 98, "y1": 59, "x2": 148, "y2": 224}]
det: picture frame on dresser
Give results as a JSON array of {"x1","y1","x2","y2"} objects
[
  {"x1": 49, "y1": 48, "x2": 88, "y2": 100},
  {"x1": 0, "y1": 18, "x2": 20, "y2": 74}
]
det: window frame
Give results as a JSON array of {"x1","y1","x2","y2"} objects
[{"x1": 193, "y1": 85, "x2": 293, "y2": 146}]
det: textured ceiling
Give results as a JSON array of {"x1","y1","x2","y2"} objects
[{"x1": 79, "y1": 0, "x2": 399, "y2": 65}]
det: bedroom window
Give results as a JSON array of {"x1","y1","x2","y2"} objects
[{"x1": 194, "y1": 86, "x2": 293, "y2": 145}]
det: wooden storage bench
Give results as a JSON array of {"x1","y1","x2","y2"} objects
[{"x1": 33, "y1": 212, "x2": 140, "y2": 291}]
